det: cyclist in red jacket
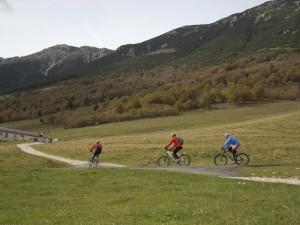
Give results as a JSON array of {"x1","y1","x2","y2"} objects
[
  {"x1": 165, "y1": 133, "x2": 183, "y2": 161},
  {"x1": 89, "y1": 140, "x2": 102, "y2": 164}
]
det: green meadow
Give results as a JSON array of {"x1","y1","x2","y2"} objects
[
  {"x1": 0, "y1": 101, "x2": 300, "y2": 225},
  {"x1": 0, "y1": 142, "x2": 299, "y2": 225},
  {"x1": 31, "y1": 101, "x2": 300, "y2": 177}
]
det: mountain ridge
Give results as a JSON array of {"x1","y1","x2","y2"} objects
[
  {"x1": 1, "y1": 0, "x2": 300, "y2": 93},
  {"x1": 0, "y1": 45, "x2": 113, "y2": 93},
  {"x1": 0, "y1": 0, "x2": 299, "y2": 127}
]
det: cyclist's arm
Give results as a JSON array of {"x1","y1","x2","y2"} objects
[
  {"x1": 90, "y1": 144, "x2": 96, "y2": 152},
  {"x1": 222, "y1": 138, "x2": 231, "y2": 150},
  {"x1": 165, "y1": 139, "x2": 174, "y2": 149}
]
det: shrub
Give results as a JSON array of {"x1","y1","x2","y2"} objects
[
  {"x1": 179, "y1": 88, "x2": 199, "y2": 102},
  {"x1": 160, "y1": 92, "x2": 176, "y2": 105},
  {"x1": 115, "y1": 103, "x2": 126, "y2": 114},
  {"x1": 93, "y1": 104, "x2": 99, "y2": 111},
  {"x1": 127, "y1": 96, "x2": 142, "y2": 109},
  {"x1": 198, "y1": 95, "x2": 214, "y2": 109},
  {"x1": 225, "y1": 63, "x2": 238, "y2": 71},
  {"x1": 226, "y1": 85, "x2": 253, "y2": 104},
  {"x1": 176, "y1": 99, "x2": 198, "y2": 110},
  {"x1": 287, "y1": 71, "x2": 300, "y2": 82},
  {"x1": 252, "y1": 84, "x2": 266, "y2": 101},
  {"x1": 144, "y1": 93, "x2": 162, "y2": 104}
]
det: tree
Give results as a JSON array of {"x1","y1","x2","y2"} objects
[
  {"x1": 128, "y1": 96, "x2": 142, "y2": 109},
  {"x1": 65, "y1": 96, "x2": 78, "y2": 110},
  {"x1": 93, "y1": 104, "x2": 99, "y2": 111},
  {"x1": 160, "y1": 92, "x2": 176, "y2": 105},
  {"x1": 226, "y1": 85, "x2": 252, "y2": 104},
  {"x1": 252, "y1": 83, "x2": 266, "y2": 101},
  {"x1": 198, "y1": 95, "x2": 214, "y2": 109},
  {"x1": 37, "y1": 110, "x2": 42, "y2": 117},
  {"x1": 116, "y1": 103, "x2": 126, "y2": 114},
  {"x1": 83, "y1": 97, "x2": 91, "y2": 106}
]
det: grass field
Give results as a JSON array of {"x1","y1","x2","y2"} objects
[
  {"x1": 28, "y1": 101, "x2": 300, "y2": 177},
  {"x1": 0, "y1": 141, "x2": 300, "y2": 225}
]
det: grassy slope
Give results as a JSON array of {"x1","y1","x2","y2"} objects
[
  {"x1": 32, "y1": 101, "x2": 300, "y2": 177},
  {"x1": 0, "y1": 142, "x2": 300, "y2": 225}
]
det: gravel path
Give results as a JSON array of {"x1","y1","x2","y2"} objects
[
  {"x1": 17, "y1": 143, "x2": 300, "y2": 186},
  {"x1": 146, "y1": 166, "x2": 242, "y2": 177},
  {"x1": 17, "y1": 143, "x2": 126, "y2": 168},
  {"x1": 223, "y1": 176, "x2": 300, "y2": 186}
]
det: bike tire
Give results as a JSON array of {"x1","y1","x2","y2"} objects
[
  {"x1": 89, "y1": 157, "x2": 93, "y2": 167},
  {"x1": 213, "y1": 153, "x2": 228, "y2": 166},
  {"x1": 94, "y1": 159, "x2": 98, "y2": 167},
  {"x1": 179, "y1": 154, "x2": 191, "y2": 166},
  {"x1": 236, "y1": 153, "x2": 249, "y2": 166},
  {"x1": 158, "y1": 156, "x2": 170, "y2": 167}
]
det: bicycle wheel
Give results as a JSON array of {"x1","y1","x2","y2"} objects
[
  {"x1": 236, "y1": 153, "x2": 249, "y2": 166},
  {"x1": 158, "y1": 155, "x2": 170, "y2": 167},
  {"x1": 179, "y1": 154, "x2": 191, "y2": 166},
  {"x1": 94, "y1": 157, "x2": 99, "y2": 167},
  {"x1": 213, "y1": 153, "x2": 228, "y2": 166},
  {"x1": 89, "y1": 157, "x2": 93, "y2": 167}
]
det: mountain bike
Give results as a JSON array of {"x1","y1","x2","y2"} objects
[
  {"x1": 213, "y1": 148, "x2": 249, "y2": 166},
  {"x1": 158, "y1": 149, "x2": 191, "y2": 166}
]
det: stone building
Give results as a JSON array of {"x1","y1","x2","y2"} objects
[{"x1": 0, "y1": 127, "x2": 51, "y2": 143}]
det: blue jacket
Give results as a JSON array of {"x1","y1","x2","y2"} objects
[{"x1": 222, "y1": 135, "x2": 240, "y2": 149}]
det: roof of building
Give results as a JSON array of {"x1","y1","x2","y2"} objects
[{"x1": 0, "y1": 127, "x2": 44, "y2": 138}]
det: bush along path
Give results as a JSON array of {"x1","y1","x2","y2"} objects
[{"x1": 17, "y1": 143, "x2": 300, "y2": 186}]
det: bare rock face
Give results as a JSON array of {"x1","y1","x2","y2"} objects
[
  {"x1": 0, "y1": 44, "x2": 114, "y2": 77},
  {"x1": 26, "y1": 45, "x2": 113, "y2": 76},
  {"x1": 0, "y1": 45, "x2": 114, "y2": 93},
  {"x1": 79, "y1": 46, "x2": 113, "y2": 63}
]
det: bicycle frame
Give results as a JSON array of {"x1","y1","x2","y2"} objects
[
  {"x1": 158, "y1": 149, "x2": 191, "y2": 166},
  {"x1": 220, "y1": 149, "x2": 235, "y2": 162},
  {"x1": 165, "y1": 150, "x2": 179, "y2": 162},
  {"x1": 89, "y1": 154, "x2": 100, "y2": 166}
]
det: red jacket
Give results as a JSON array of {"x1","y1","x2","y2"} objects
[
  {"x1": 90, "y1": 143, "x2": 102, "y2": 152},
  {"x1": 166, "y1": 136, "x2": 182, "y2": 148}
]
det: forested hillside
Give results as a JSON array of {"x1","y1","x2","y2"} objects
[
  {"x1": 0, "y1": 0, "x2": 300, "y2": 128},
  {"x1": 1, "y1": 49, "x2": 299, "y2": 128}
]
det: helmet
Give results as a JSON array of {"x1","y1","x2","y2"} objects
[
  {"x1": 171, "y1": 133, "x2": 176, "y2": 137},
  {"x1": 224, "y1": 133, "x2": 231, "y2": 138},
  {"x1": 96, "y1": 140, "x2": 100, "y2": 143}
]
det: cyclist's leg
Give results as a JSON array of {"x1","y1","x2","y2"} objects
[
  {"x1": 95, "y1": 149, "x2": 102, "y2": 164},
  {"x1": 173, "y1": 147, "x2": 182, "y2": 159},
  {"x1": 168, "y1": 146, "x2": 175, "y2": 158},
  {"x1": 90, "y1": 151, "x2": 98, "y2": 163},
  {"x1": 231, "y1": 144, "x2": 239, "y2": 162}
]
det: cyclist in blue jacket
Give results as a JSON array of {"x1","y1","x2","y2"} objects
[{"x1": 221, "y1": 133, "x2": 240, "y2": 164}]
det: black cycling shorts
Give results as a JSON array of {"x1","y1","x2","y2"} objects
[{"x1": 93, "y1": 149, "x2": 102, "y2": 157}]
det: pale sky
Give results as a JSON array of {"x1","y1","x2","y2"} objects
[{"x1": 0, "y1": 0, "x2": 269, "y2": 58}]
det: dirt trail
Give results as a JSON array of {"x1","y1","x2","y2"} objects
[
  {"x1": 223, "y1": 176, "x2": 300, "y2": 186},
  {"x1": 146, "y1": 166, "x2": 242, "y2": 177},
  {"x1": 17, "y1": 143, "x2": 126, "y2": 168},
  {"x1": 17, "y1": 143, "x2": 300, "y2": 186}
]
